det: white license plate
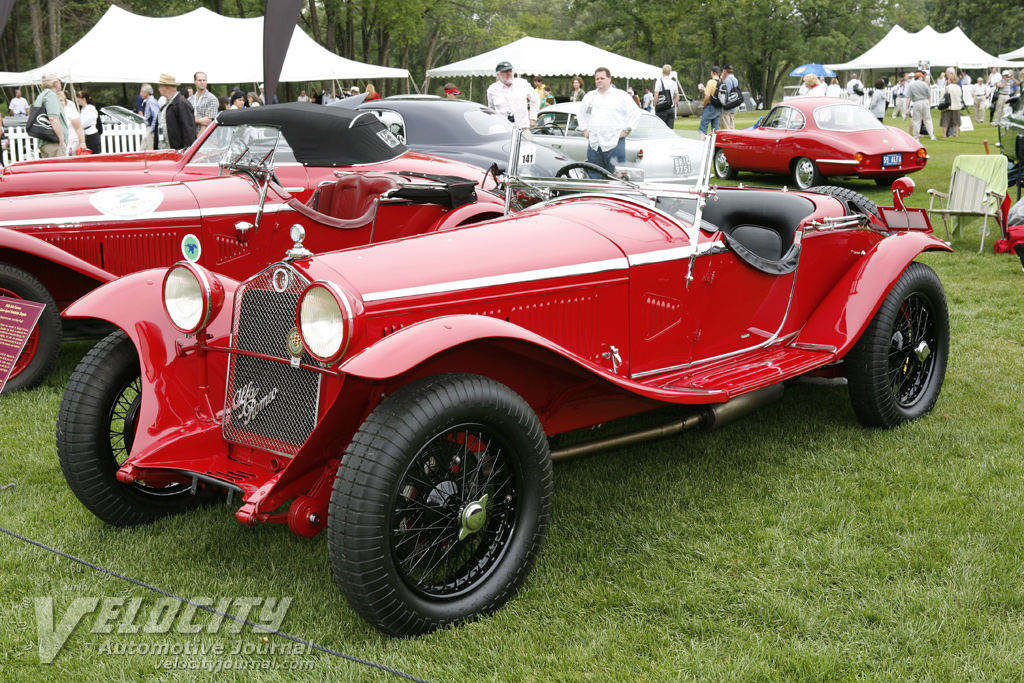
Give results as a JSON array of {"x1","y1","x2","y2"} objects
[
  {"x1": 882, "y1": 153, "x2": 902, "y2": 167},
  {"x1": 672, "y1": 156, "x2": 691, "y2": 175}
]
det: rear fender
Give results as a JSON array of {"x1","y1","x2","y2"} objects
[
  {"x1": 796, "y1": 231, "x2": 951, "y2": 356},
  {"x1": 0, "y1": 228, "x2": 114, "y2": 306}
]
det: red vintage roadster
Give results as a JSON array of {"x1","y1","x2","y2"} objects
[
  {"x1": 1, "y1": 106, "x2": 503, "y2": 393},
  {"x1": 55, "y1": 138, "x2": 950, "y2": 636},
  {"x1": 713, "y1": 97, "x2": 928, "y2": 190},
  {"x1": 0, "y1": 104, "x2": 497, "y2": 202}
]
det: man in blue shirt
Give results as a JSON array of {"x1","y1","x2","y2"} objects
[{"x1": 139, "y1": 84, "x2": 161, "y2": 151}]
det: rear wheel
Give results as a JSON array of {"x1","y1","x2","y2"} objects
[
  {"x1": 329, "y1": 373, "x2": 553, "y2": 636},
  {"x1": 846, "y1": 263, "x2": 949, "y2": 428},
  {"x1": 792, "y1": 157, "x2": 822, "y2": 190},
  {"x1": 714, "y1": 147, "x2": 737, "y2": 179},
  {"x1": 56, "y1": 329, "x2": 211, "y2": 526},
  {"x1": 0, "y1": 264, "x2": 61, "y2": 394}
]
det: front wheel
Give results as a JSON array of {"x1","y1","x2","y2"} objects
[
  {"x1": 329, "y1": 373, "x2": 553, "y2": 637},
  {"x1": 845, "y1": 262, "x2": 949, "y2": 428},
  {"x1": 792, "y1": 157, "x2": 822, "y2": 190},
  {"x1": 0, "y1": 264, "x2": 62, "y2": 393},
  {"x1": 56, "y1": 329, "x2": 211, "y2": 526},
  {"x1": 714, "y1": 147, "x2": 737, "y2": 179}
]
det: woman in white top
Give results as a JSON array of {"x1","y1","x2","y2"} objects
[
  {"x1": 76, "y1": 91, "x2": 101, "y2": 154},
  {"x1": 940, "y1": 67, "x2": 963, "y2": 137},
  {"x1": 825, "y1": 78, "x2": 843, "y2": 98},
  {"x1": 57, "y1": 91, "x2": 87, "y2": 155},
  {"x1": 801, "y1": 74, "x2": 826, "y2": 97}
]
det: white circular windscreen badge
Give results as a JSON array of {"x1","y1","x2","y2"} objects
[
  {"x1": 181, "y1": 234, "x2": 202, "y2": 262},
  {"x1": 89, "y1": 187, "x2": 165, "y2": 219}
]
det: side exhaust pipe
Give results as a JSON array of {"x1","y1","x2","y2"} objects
[{"x1": 550, "y1": 383, "x2": 784, "y2": 462}]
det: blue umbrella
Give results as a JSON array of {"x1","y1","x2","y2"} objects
[{"x1": 790, "y1": 63, "x2": 837, "y2": 78}]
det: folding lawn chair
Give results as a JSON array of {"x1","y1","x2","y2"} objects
[{"x1": 927, "y1": 155, "x2": 1008, "y2": 253}]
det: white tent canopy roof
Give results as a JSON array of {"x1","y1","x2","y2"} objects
[
  {"x1": 826, "y1": 25, "x2": 1022, "y2": 71},
  {"x1": 1000, "y1": 45, "x2": 1024, "y2": 61},
  {"x1": 427, "y1": 37, "x2": 662, "y2": 79},
  {"x1": 0, "y1": 5, "x2": 408, "y2": 88}
]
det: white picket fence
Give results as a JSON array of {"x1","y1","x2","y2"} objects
[{"x1": 2, "y1": 121, "x2": 148, "y2": 165}]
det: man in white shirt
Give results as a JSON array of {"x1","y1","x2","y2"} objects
[
  {"x1": 486, "y1": 61, "x2": 539, "y2": 129},
  {"x1": 846, "y1": 74, "x2": 864, "y2": 99},
  {"x1": 577, "y1": 67, "x2": 642, "y2": 178},
  {"x1": 9, "y1": 89, "x2": 28, "y2": 117}
]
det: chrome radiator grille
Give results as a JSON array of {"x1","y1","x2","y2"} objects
[{"x1": 223, "y1": 263, "x2": 320, "y2": 457}]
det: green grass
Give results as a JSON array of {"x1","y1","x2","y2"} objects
[{"x1": 2, "y1": 117, "x2": 1024, "y2": 681}]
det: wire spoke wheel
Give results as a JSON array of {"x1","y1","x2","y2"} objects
[
  {"x1": 56, "y1": 329, "x2": 212, "y2": 526},
  {"x1": 0, "y1": 264, "x2": 62, "y2": 393},
  {"x1": 846, "y1": 262, "x2": 949, "y2": 428},
  {"x1": 392, "y1": 423, "x2": 519, "y2": 598},
  {"x1": 330, "y1": 373, "x2": 552, "y2": 636}
]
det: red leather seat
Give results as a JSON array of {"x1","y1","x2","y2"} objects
[{"x1": 313, "y1": 175, "x2": 400, "y2": 221}]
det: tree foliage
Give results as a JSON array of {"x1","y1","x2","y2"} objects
[{"x1": 2, "y1": 0, "x2": 1022, "y2": 105}]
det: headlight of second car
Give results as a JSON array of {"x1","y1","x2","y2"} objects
[
  {"x1": 163, "y1": 261, "x2": 224, "y2": 334},
  {"x1": 298, "y1": 282, "x2": 354, "y2": 362}
]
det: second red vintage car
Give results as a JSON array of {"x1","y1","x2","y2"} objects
[
  {"x1": 713, "y1": 97, "x2": 928, "y2": 190},
  {"x1": 55, "y1": 140, "x2": 950, "y2": 637},
  {"x1": 0, "y1": 103, "x2": 499, "y2": 203},
  {"x1": 0, "y1": 106, "x2": 503, "y2": 393}
]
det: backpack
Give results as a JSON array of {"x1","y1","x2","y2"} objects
[
  {"x1": 655, "y1": 79, "x2": 673, "y2": 113},
  {"x1": 717, "y1": 80, "x2": 742, "y2": 110}
]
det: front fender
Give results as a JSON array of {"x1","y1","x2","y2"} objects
[
  {"x1": 0, "y1": 227, "x2": 114, "y2": 284},
  {"x1": 796, "y1": 231, "x2": 952, "y2": 356},
  {"x1": 340, "y1": 315, "x2": 725, "y2": 403},
  {"x1": 63, "y1": 269, "x2": 240, "y2": 462}
]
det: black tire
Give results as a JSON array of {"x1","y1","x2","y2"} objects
[
  {"x1": 329, "y1": 373, "x2": 553, "y2": 637},
  {"x1": 56, "y1": 329, "x2": 212, "y2": 526},
  {"x1": 792, "y1": 157, "x2": 822, "y2": 190},
  {"x1": 811, "y1": 185, "x2": 880, "y2": 219},
  {"x1": 0, "y1": 263, "x2": 62, "y2": 394},
  {"x1": 714, "y1": 147, "x2": 737, "y2": 180},
  {"x1": 555, "y1": 161, "x2": 616, "y2": 180},
  {"x1": 845, "y1": 262, "x2": 949, "y2": 428}
]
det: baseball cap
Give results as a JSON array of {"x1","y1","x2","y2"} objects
[
  {"x1": 711, "y1": 65, "x2": 721, "y2": 73},
  {"x1": 444, "y1": 83, "x2": 461, "y2": 95},
  {"x1": 1003, "y1": 69, "x2": 1013, "y2": 75},
  {"x1": 495, "y1": 61, "x2": 513, "y2": 73},
  {"x1": 723, "y1": 64, "x2": 733, "y2": 71}
]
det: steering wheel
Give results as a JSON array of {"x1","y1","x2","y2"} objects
[
  {"x1": 534, "y1": 121, "x2": 564, "y2": 136},
  {"x1": 555, "y1": 161, "x2": 617, "y2": 180}
]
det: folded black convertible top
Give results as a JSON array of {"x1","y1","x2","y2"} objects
[{"x1": 217, "y1": 103, "x2": 408, "y2": 167}]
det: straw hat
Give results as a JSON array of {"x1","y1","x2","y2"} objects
[{"x1": 157, "y1": 73, "x2": 178, "y2": 87}]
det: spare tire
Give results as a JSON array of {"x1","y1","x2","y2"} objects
[{"x1": 811, "y1": 185, "x2": 880, "y2": 219}]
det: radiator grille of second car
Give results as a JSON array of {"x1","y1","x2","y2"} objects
[{"x1": 223, "y1": 263, "x2": 320, "y2": 457}]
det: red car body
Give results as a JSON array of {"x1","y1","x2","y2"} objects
[
  {"x1": 56, "y1": 169, "x2": 951, "y2": 637},
  {"x1": 0, "y1": 104, "x2": 496, "y2": 203},
  {"x1": 0, "y1": 105, "x2": 503, "y2": 393},
  {"x1": 713, "y1": 98, "x2": 928, "y2": 190}
]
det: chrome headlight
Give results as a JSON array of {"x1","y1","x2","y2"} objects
[
  {"x1": 162, "y1": 262, "x2": 223, "y2": 334},
  {"x1": 298, "y1": 282, "x2": 354, "y2": 362}
]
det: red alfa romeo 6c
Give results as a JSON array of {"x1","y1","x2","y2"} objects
[
  {"x1": 55, "y1": 138, "x2": 951, "y2": 636},
  {"x1": 1, "y1": 105, "x2": 502, "y2": 392}
]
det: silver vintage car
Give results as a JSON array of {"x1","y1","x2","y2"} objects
[{"x1": 531, "y1": 102, "x2": 704, "y2": 183}]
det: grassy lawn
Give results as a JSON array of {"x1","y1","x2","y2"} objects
[{"x1": 2, "y1": 112, "x2": 1024, "y2": 681}]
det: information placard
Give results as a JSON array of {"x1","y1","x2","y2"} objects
[{"x1": 0, "y1": 295, "x2": 46, "y2": 394}]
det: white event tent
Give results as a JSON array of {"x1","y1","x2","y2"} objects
[
  {"x1": 0, "y1": 5, "x2": 408, "y2": 88},
  {"x1": 1000, "y1": 46, "x2": 1024, "y2": 61},
  {"x1": 826, "y1": 25, "x2": 1022, "y2": 72},
  {"x1": 427, "y1": 37, "x2": 661, "y2": 80}
]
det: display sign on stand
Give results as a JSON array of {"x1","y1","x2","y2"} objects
[{"x1": 0, "y1": 296, "x2": 46, "y2": 394}]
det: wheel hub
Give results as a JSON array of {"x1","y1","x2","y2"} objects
[
  {"x1": 458, "y1": 493, "x2": 489, "y2": 541},
  {"x1": 914, "y1": 340, "x2": 931, "y2": 361}
]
